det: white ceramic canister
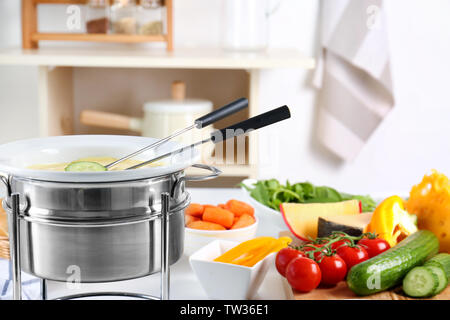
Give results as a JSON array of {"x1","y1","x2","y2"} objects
[
  {"x1": 142, "y1": 81, "x2": 214, "y2": 159},
  {"x1": 80, "y1": 81, "x2": 215, "y2": 161}
]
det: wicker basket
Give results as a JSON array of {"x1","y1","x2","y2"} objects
[
  {"x1": 0, "y1": 236, "x2": 9, "y2": 260},
  {"x1": 0, "y1": 200, "x2": 9, "y2": 260}
]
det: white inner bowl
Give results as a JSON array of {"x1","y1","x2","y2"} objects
[{"x1": 0, "y1": 135, "x2": 200, "y2": 182}]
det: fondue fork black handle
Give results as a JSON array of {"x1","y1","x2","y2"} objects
[
  {"x1": 126, "y1": 105, "x2": 291, "y2": 170},
  {"x1": 194, "y1": 97, "x2": 248, "y2": 128},
  {"x1": 106, "y1": 97, "x2": 248, "y2": 170}
]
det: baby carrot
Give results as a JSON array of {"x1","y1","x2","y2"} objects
[
  {"x1": 202, "y1": 207, "x2": 235, "y2": 229},
  {"x1": 185, "y1": 203, "x2": 204, "y2": 217},
  {"x1": 226, "y1": 200, "x2": 254, "y2": 217},
  {"x1": 231, "y1": 214, "x2": 255, "y2": 229},
  {"x1": 187, "y1": 220, "x2": 226, "y2": 231},
  {"x1": 203, "y1": 204, "x2": 218, "y2": 211},
  {"x1": 185, "y1": 214, "x2": 200, "y2": 226}
]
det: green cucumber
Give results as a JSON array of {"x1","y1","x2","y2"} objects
[
  {"x1": 65, "y1": 161, "x2": 107, "y2": 172},
  {"x1": 425, "y1": 253, "x2": 450, "y2": 281},
  {"x1": 347, "y1": 230, "x2": 440, "y2": 296},
  {"x1": 402, "y1": 266, "x2": 439, "y2": 297},
  {"x1": 425, "y1": 265, "x2": 448, "y2": 295}
]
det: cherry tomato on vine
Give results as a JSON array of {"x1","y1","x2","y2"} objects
[
  {"x1": 302, "y1": 244, "x2": 328, "y2": 260},
  {"x1": 316, "y1": 254, "x2": 347, "y2": 285},
  {"x1": 358, "y1": 238, "x2": 390, "y2": 258},
  {"x1": 336, "y1": 245, "x2": 369, "y2": 270},
  {"x1": 275, "y1": 247, "x2": 305, "y2": 277},
  {"x1": 286, "y1": 257, "x2": 322, "y2": 293},
  {"x1": 331, "y1": 239, "x2": 351, "y2": 251}
]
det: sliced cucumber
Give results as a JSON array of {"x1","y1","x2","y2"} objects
[
  {"x1": 425, "y1": 265, "x2": 448, "y2": 295},
  {"x1": 65, "y1": 161, "x2": 107, "y2": 172},
  {"x1": 402, "y1": 266, "x2": 439, "y2": 298},
  {"x1": 425, "y1": 253, "x2": 450, "y2": 281}
]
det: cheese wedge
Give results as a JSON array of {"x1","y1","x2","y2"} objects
[
  {"x1": 317, "y1": 212, "x2": 373, "y2": 238},
  {"x1": 280, "y1": 200, "x2": 361, "y2": 240}
]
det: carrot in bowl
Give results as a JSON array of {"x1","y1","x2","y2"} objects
[
  {"x1": 226, "y1": 199, "x2": 254, "y2": 217},
  {"x1": 185, "y1": 214, "x2": 200, "y2": 226},
  {"x1": 185, "y1": 203, "x2": 204, "y2": 217},
  {"x1": 202, "y1": 207, "x2": 235, "y2": 229},
  {"x1": 187, "y1": 220, "x2": 226, "y2": 231},
  {"x1": 231, "y1": 213, "x2": 255, "y2": 230}
]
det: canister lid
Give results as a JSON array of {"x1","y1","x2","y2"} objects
[
  {"x1": 143, "y1": 81, "x2": 213, "y2": 114},
  {"x1": 143, "y1": 99, "x2": 213, "y2": 114}
]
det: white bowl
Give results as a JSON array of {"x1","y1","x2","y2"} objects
[
  {"x1": 240, "y1": 179, "x2": 286, "y2": 235},
  {"x1": 184, "y1": 215, "x2": 258, "y2": 256},
  {"x1": 0, "y1": 135, "x2": 200, "y2": 182},
  {"x1": 189, "y1": 239, "x2": 274, "y2": 300}
]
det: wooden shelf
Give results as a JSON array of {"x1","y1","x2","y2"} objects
[
  {"x1": 0, "y1": 47, "x2": 315, "y2": 70},
  {"x1": 31, "y1": 33, "x2": 168, "y2": 43},
  {"x1": 22, "y1": 0, "x2": 174, "y2": 50}
]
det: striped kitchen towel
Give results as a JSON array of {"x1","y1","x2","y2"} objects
[
  {"x1": 313, "y1": 0, "x2": 394, "y2": 161},
  {"x1": 0, "y1": 258, "x2": 41, "y2": 300}
]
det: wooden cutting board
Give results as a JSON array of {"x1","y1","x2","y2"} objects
[
  {"x1": 279, "y1": 231, "x2": 450, "y2": 300},
  {"x1": 283, "y1": 278, "x2": 450, "y2": 300}
]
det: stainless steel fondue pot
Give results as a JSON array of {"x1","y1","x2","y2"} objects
[
  {"x1": 0, "y1": 105, "x2": 290, "y2": 300},
  {"x1": 3, "y1": 170, "x2": 201, "y2": 283},
  {"x1": 0, "y1": 135, "x2": 221, "y2": 300}
]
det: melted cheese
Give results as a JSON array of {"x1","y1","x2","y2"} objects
[{"x1": 27, "y1": 156, "x2": 161, "y2": 171}]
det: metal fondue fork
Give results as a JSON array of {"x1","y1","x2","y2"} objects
[
  {"x1": 105, "y1": 98, "x2": 249, "y2": 170},
  {"x1": 126, "y1": 105, "x2": 291, "y2": 170}
]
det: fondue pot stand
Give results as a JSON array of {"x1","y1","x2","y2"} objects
[{"x1": 0, "y1": 135, "x2": 220, "y2": 300}]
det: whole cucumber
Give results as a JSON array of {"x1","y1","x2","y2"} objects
[{"x1": 347, "y1": 230, "x2": 439, "y2": 296}]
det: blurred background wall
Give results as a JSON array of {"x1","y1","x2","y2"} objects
[{"x1": 0, "y1": 0, "x2": 450, "y2": 194}]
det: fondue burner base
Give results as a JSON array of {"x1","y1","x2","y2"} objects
[
  {"x1": 40, "y1": 278, "x2": 162, "y2": 300},
  {"x1": 8, "y1": 193, "x2": 172, "y2": 301}
]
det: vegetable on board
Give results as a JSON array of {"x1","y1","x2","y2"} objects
[
  {"x1": 347, "y1": 230, "x2": 439, "y2": 296},
  {"x1": 365, "y1": 195, "x2": 418, "y2": 247}
]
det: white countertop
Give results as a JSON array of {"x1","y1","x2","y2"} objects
[{"x1": 46, "y1": 188, "x2": 289, "y2": 300}]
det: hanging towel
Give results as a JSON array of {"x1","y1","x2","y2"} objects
[{"x1": 313, "y1": 0, "x2": 394, "y2": 161}]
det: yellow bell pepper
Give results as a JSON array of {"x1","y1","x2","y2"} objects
[
  {"x1": 239, "y1": 236, "x2": 292, "y2": 267},
  {"x1": 214, "y1": 236, "x2": 292, "y2": 267},
  {"x1": 365, "y1": 195, "x2": 418, "y2": 247},
  {"x1": 213, "y1": 237, "x2": 275, "y2": 264}
]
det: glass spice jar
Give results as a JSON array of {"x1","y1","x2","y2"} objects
[
  {"x1": 138, "y1": 0, "x2": 165, "y2": 35},
  {"x1": 110, "y1": 0, "x2": 138, "y2": 35},
  {"x1": 86, "y1": 0, "x2": 110, "y2": 34}
]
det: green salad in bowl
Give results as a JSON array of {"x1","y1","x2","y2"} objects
[{"x1": 240, "y1": 178, "x2": 376, "y2": 212}]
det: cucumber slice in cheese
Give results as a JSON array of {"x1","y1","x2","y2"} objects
[{"x1": 65, "y1": 161, "x2": 107, "y2": 172}]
